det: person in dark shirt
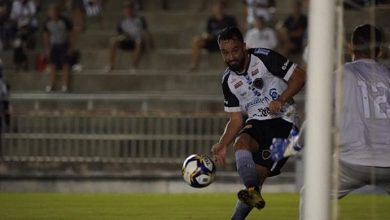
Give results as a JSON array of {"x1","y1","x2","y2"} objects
[
  {"x1": 43, "y1": 3, "x2": 74, "y2": 92},
  {"x1": 277, "y1": 1, "x2": 307, "y2": 55},
  {"x1": 190, "y1": 1, "x2": 237, "y2": 71},
  {"x1": 104, "y1": 1, "x2": 149, "y2": 72}
]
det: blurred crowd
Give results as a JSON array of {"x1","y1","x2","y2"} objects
[{"x1": 0, "y1": 0, "x2": 388, "y2": 92}]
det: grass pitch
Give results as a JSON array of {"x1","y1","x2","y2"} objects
[{"x1": 0, "y1": 193, "x2": 389, "y2": 219}]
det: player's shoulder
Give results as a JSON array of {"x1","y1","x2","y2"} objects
[{"x1": 248, "y1": 48, "x2": 280, "y2": 59}]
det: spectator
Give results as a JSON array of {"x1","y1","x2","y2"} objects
[
  {"x1": 0, "y1": 0, "x2": 12, "y2": 50},
  {"x1": 9, "y1": 0, "x2": 38, "y2": 48},
  {"x1": 43, "y1": 3, "x2": 74, "y2": 92},
  {"x1": 245, "y1": 15, "x2": 277, "y2": 50},
  {"x1": 189, "y1": 1, "x2": 237, "y2": 71},
  {"x1": 66, "y1": 0, "x2": 86, "y2": 34},
  {"x1": 83, "y1": 0, "x2": 103, "y2": 17},
  {"x1": 277, "y1": 1, "x2": 307, "y2": 55},
  {"x1": 104, "y1": 1, "x2": 149, "y2": 72},
  {"x1": 9, "y1": 0, "x2": 38, "y2": 70},
  {"x1": 244, "y1": 0, "x2": 275, "y2": 29}
]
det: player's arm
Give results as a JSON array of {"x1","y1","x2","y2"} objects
[
  {"x1": 251, "y1": 49, "x2": 306, "y2": 113},
  {"x1": 269, "y1": 66, "x2": 306, "y2": 113},
  {"x1": 212, "y1": 111, "x2": 243, "y2": 166}
]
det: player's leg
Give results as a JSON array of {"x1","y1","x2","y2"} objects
[
  {"x1": 337, "y1": 160, "x2": 366, "y2": 199},
  {"x1": 369, "y1": 166, "x2": 390, "y2": 195},
  {"x1": 231, "y1": 132, "x2": 264, "y2": 219},
  {"x1": 231, "y1": 201, "x2": 252, "y2": 220},
  {"x1": 234, "y1": 133, "x2": 261, "y2": 190}
]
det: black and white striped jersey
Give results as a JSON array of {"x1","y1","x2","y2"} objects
[{"x1": 222, "y1": 48, "x2": 298, "y2": 123}]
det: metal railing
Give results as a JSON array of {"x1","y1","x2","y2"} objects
[{"x1": 0, "y1": 114, "x2": 228, "y2": 163}]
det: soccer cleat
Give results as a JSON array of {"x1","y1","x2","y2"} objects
[
  {"x1": 237, "y1": 187, "x2": 265, "y2": 210},
  {"x1": 270, "y1": 126, "x2": 301, "y2": 161}
]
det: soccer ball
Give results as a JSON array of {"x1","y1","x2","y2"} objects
[{"x1": 182, "y1": 154, "x2": 216, "y2": 188}]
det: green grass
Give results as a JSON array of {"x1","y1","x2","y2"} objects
[{"x1": 0, "y1": 193, "x2": 389, "y2": 219}]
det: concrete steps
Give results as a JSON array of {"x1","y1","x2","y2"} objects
[{"x1": 4, "y1": 70, "x2": 223, "y2": 94}]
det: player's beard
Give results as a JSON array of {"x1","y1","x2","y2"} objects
[{"x1": 227, "y1": 57, "x2": 245, "y2": 72}]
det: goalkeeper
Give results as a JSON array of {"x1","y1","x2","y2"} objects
[{"x1": 271, "y1": 24, "x2": 390, "y2": 200}]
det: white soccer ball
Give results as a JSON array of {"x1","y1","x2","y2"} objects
[{"x1": 182, "y1": 154, "x2": 216, "y2": 188}]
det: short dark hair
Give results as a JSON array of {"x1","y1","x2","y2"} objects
[
  {"x1": 218, "y1": 27, "x2": 244, "y2": 44},
  {"x1": 352, "y1": 24, "x2": 383, "y2": 57}
]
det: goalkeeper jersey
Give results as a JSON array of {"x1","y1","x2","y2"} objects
[
  {"x1": 339, "y1": 59, "x2": 390, "y2": 167},
  {"x1": 222, "y1": 48, "x2": 298, "y2": 124}
]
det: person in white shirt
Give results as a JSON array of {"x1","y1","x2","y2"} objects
[
  {"x1": 244, "y1": 0, "x2": 274, "y2": 28},
  {"x1": 245, "y1": 15, "x2": 277, "y2": 50}
]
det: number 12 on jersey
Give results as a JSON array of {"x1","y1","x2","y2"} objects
[{"x1": 357, "y1": 80, "x2": 390, "y2": 119}]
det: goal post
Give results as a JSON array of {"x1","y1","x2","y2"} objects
[{"x1": 303, "y1": 0, "x2": 336, "y2": 219}]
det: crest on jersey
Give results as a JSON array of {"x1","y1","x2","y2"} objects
[
  {"x1": 253, "y1": 78, "x2": 263, "y2": 89},
  {"x1": 234, "y1": 81, "x2": 243, "y2": 89},
  {"x1": 269, "y1": 88, "x2": 279, "y2": 100}
]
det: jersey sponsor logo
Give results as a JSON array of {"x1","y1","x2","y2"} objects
[
  {"x1": 251, "y1": 69, "x2": 259, "y2": 76},
  {"x1": 256, "y1": 107, "x2": 270, "y2": 117},
  {"x1": 234, "y1": 81, "x2": 243, "y2": 89},
  {"x1": 282, "y1": 60, "x2": 289, "y2": 70},
  {"x1": 269, "y1": 88, "x2": 279, "y2": 100},
  {"x1": 244, "y1": 96, "x2": 270, "y2": 111},
  {"x1": 254, "y1": 48, "x2": 270, "y2": 56}
]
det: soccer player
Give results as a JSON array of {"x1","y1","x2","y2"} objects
[
  {"x1": 211, "y1": 27, "x2": 306, "y2": 219},
  {"x1": 271, "y1": 24, "x2": 390, "y2": 201}
]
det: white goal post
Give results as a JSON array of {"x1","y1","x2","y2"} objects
[{"x1": 303, "y1": 0, "x2": 336, "y2": 219}]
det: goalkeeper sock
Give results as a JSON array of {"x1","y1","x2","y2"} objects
[
  {"x1": 231, "y1": 200, "x2": 253, "y2": 220},
  {"x1": 235, "y1": 149, "x2": 259, "y2": 191}
]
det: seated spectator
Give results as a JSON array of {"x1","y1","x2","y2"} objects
[
  {"x1": 245, "y1": 15, "x2": 277, "y2": 50},
  {"x1": 83, "y1": 0, "x2": 103, "y2": 17},
  {"x1": 104, "y1": 1, "x2": 149, "y2": 72},
  {"x1": 67, "y1": 0, "x2": 86, "y2": 34},
  {"x1": 43, "y1": 3, "x2": 74, "y2": 93},
  {"x1": 190, "y1": 1, "x2": 237, "y2": 71},
  {"x1": 9, "y1": 0, "x2": 38, "y2": 48},
  {"x1": 244, "y1": 0, "x2": 275, "y2": 29},
  {"x1": 0, "y1": 0, "x2": 12, "y2": 50},
  {"x1": 277, "y1": 1, "x2": 307, "y2": 55},
  {"x1": 9, "y1": 0, "x2": 38, "y2": 70}
]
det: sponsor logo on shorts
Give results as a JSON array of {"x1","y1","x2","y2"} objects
[{"x1": 262, "y1": 150, "x2": 271, "y2": 160}]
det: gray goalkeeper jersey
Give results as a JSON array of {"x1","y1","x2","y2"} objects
[{"x1": 339, "y1": 59, "x2": 390, "y2": 167}]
